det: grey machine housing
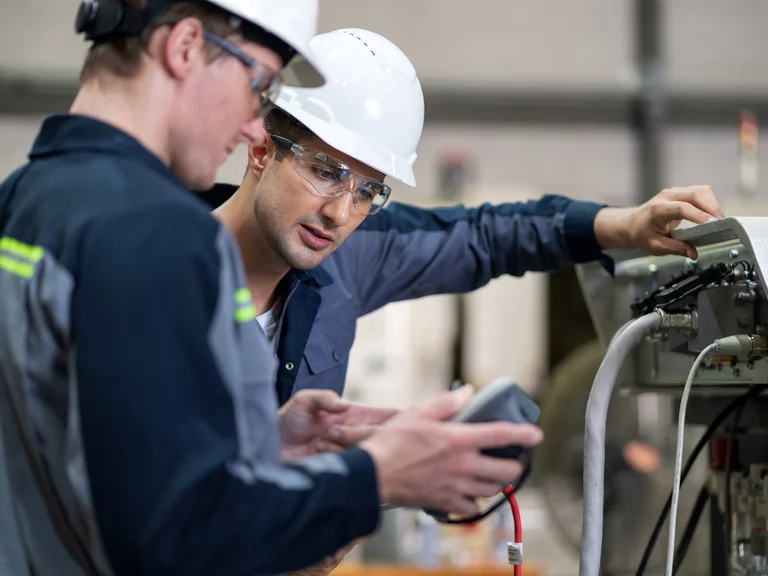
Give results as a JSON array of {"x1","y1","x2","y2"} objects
[
  {"x1": 576, "y1": 216, "x2": 768, "y2": 394},
  {"x1": 573, "y1": 217, "x2": 768, "y2": 574}
]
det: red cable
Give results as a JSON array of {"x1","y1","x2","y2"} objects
[{"x1": 503, "y1": 484, "x2": 522, "y2": 576}]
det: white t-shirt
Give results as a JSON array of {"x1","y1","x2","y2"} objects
[{"x1": 256, "y1": 298, "x2": 281, "y2": 347}]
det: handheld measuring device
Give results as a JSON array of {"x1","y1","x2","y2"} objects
[{"x1": 424, "y1": 377, "x2": 541, "y2": 522}]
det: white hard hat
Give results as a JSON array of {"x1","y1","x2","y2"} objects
[
  {"x1": 208, "y1": 0, "x2": 325, "y2": 88},
  {"x1": 75, "y1": 0, "x2": 326, "y2": 88},
  {"x1": 272, "y1": 28, "x2": 424, "y2": 186}
]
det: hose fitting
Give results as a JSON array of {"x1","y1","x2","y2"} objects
[
  {"x1": 653, "y1": 309, "x2": 699, "y2": 338},
  {"x1": 714, "y1": 333, "x2": 768, "y2": 360}
]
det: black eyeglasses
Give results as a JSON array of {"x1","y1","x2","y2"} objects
[{"x1": 202, "y1": 30, "x2": 283, "y2": 109}]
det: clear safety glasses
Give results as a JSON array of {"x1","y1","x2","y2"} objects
[
  {"x1": 270, "y1": 134, "x2": 392, "y2": 217},
  {"x1": 202, "y1": 30, "x2": 283, "y2": 110}
]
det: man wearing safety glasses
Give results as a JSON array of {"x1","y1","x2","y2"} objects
[{"x1": 208, "y1": 28, "x2": 725, "y2": 415}]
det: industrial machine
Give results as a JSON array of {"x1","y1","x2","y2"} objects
[{"x1": 573, "y1": 217, "x2": 768, "y2": 576}]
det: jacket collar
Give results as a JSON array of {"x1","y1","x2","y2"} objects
[
  {"x1": 289, "y1": 265, "x2": 334, "y2": 288},
  {"x1": 29, "y1": 114, "x2": 182, "y2": 186}
]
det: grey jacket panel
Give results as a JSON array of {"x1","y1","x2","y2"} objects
[{"x1": 0, "y1": 243, "x2": 93, "y2": 576}]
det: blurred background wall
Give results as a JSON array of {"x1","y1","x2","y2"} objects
[
  {"x1": 4, "y1": 1, "x2": 768, "y2": 203},
  {"x1": 1, "y1": 2, "x2": 767, "y2": 574}
]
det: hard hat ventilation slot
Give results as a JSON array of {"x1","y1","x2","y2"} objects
[{"x1": 340, "y1": 30, "x2": 376, "y2": 57}]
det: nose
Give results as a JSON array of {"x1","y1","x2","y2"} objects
[
  {"x1": 239, "y1": 117, "x2": 265, "y2": 146},
  {"x1": 320, "y1": 189, "x2": 353, "y2": 228}
]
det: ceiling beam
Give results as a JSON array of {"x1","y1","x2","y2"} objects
[{"x1": 2, "y1": 74, "x2": 768, "y2": 128}]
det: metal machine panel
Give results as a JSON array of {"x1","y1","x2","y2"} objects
[{"x1": 576, "y1": 217, "x2": 768, "y2": 392}]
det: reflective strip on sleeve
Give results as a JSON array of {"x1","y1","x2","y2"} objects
[
  {"x1": 233, "y1": 288, "x2": 257, "y2": 323},
  {"x1": 0, "y1": 237, "x2": 44, "y2": 279},
  {"x1": 234, "y1": 288, "x2": 251, "y2": 304}
]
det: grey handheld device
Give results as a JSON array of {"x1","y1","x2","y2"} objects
[
  {"x1": 423, "y1": 377, "x2": 541, "y2": 523},
  {"x1": 451, "y1": 377, "x2": 541, "y2": 458}
]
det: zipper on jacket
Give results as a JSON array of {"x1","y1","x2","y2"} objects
[{"x1": 273, "y1": 279, "x2": 300, "y2": 354}]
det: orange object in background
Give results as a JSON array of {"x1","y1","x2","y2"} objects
[{"x1": 622, "y1": 440, "x2": 661, "y2": 474}]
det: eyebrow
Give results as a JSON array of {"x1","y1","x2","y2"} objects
[
  {"x1": 323, "y1": 153, "x2": 384, "y2": 182},
  {"x1": 301, "y1": 142, "x2": 384, "y2": 183}
]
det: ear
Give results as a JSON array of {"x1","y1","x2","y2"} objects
[
  {"x1": 246, "y1": 133, "x2": 271, "y2": 179},
  {"x1": 159, "y1": 17, "x2": 206, "y2": 81}
]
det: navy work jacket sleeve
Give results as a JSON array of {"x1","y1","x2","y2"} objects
[
  {"x1": 73, "y1": 205, "x2": 379, "y2": 576},
  {"x1": 345, "y1": 196, "x2": 612, "y2": 316}
]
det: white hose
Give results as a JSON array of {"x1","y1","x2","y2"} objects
[
  {"x1": 579, "y1": 312, "x2": 661, "y2": 576},
  {"x1": 608, "y1": 319, "x2": 634, "y2": 347},
  {"x1": 664, "y1": 343, "x2": 716, "y2": 576}
]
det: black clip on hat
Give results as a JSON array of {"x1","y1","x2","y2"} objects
[{"x1": 74, "y1": 0, "x2": 173, "y2": 42}]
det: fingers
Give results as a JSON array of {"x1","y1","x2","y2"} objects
[
  {"x1": 297, "y1": 389, "x2": 349, "y2": 415},
  {"x1": 338, "y1": 404, "x2": 399, "y2": 425},
  {"x1": 323, "y1": 404, "x2": 400, "y2": 427},
  {"x1": 365, "y1": 406, "x2": 400, "y2": 425},
  {"x1": 647, "y1": 236, "x2": 698, "y2": 260},
  {"x1": 652, "y1": 200, "x2": 713, "y2": 226},
  {"x1": 450, "y1": 421, "x2": 544, "y2": 451},
  {"x1": 313, "y1": 439, "x2": 346, "y2": 454},
  {"x1": 466, "y1": 453, "x2": 525, "y2": 485},
  {"x1": 410, "y1": 386, "x2": 474, "y2": 420},
  {"x1": 661, "y1": 185, "x2": 724, "y2": 219},
  {"x1": 327, "y1": 424, "x2": 377, "y2": 446}
]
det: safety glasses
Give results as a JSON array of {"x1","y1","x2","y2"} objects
[
  {"x1": 203, "y1": 30, "x2": 283, "y2": 110},
  {"x1": 270, "y1": 134, "x2": 391, "y2": 217}
]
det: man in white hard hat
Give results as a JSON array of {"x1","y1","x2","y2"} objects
[
  {"x1": 209, "y1": 28, "x2": 723, "y2": 407},
  {"x1": 0, "y1": 5, "x2": 544, "y2": 575}
]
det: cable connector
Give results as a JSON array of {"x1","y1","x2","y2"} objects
[
  {"x1": 714, "y1": 334, "x2": 768, "y2": 361},
  {"x1": 507, "y1": 542, "x2": 523, "y2": 565},
  {"x1": 654, "y1": 309, "x2": 698, "y2": 338}
]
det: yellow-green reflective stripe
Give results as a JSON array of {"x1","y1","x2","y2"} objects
[
  {"x1": 0, "y1": 237, "x2": 43, "y2": 263},
  {"x1": 234, "y1": 304, "x2": 257, "y2": 323},
  {"x1": 0, "y1": 255, "x2": 34, "y2": 279},
  {"x1": 234, "y1": 288, "x2": 251, "y2": 304}
]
